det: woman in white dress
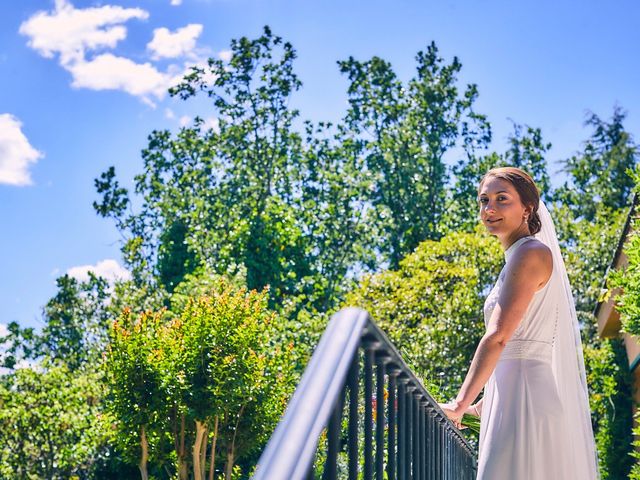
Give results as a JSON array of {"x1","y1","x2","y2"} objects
[{"x1": 437, "y1": 167, "x2": 600, "y2": 479}]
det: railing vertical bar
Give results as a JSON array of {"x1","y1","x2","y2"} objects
[
  {"x1": 375, "y1": 356, "x2": 386, "y2": 480},
  {"x1": 449, "y1": 433, "x2": 452, "y2": 480},
  {"x1": 454, "y1": 443, "x2": 458, "y2": 480},
  {"x1": 427, "y1": 406, "x2": 436, "y2": 480},
  {"x1": 438, "y1": 419, "x2": 448, "y2": 480},
  {"x1": 419, "y1": 401, "x2": 425, "y2": 480},
  {"x1": 449, "y1": 433, "x2": 453, "y2": 480},
  {"x1": 387, "y1": 372, "x2": 397, "y2": 480},
  {"x1": 444, "y1": 421, "x2": 449, "y2": 480},
  {"x1": 444, "y1": 423, "x2": 449, "y2": 480},
  {"x1": 411, "y1": 391, "x2": 420, "y2": 480},
  {"x1": 364, "y1": 346, "x2": 374, "y2": 480},
  {"x1": 406, "y1": 386, "x2": 413, "y2": 480},
  {"x1": 348, "y1": 351, "x2": 359, "y2": 480},
  {"x1": 324, "y1": 392, "x2": 343, "y2": 480},
  {"x1": 398, "y1": 380, "x2": 406, "y2": 480},
  {"x1": 435, "y1": 414, "x2": 440, "y2": 480}
]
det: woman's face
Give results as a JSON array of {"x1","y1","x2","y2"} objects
[{"x1": 477, "y1": 176, "x2": 531, "y2": 238}]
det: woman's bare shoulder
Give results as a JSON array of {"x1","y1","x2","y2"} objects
[{"x1": 511, "y1": 239, "x2": 553, "y2": 280}]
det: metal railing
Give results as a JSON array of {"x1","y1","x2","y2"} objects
[{"x1": 252, "y1": 307, "x2": 477, "y2": 480}]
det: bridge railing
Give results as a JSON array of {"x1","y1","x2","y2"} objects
[{"x1": 252, "y1": 307, "x2": 477, "y2": 480}]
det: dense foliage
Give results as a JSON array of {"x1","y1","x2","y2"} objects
[{"x1": 105, "y1": 276, "x2": 295, "y2": 479}]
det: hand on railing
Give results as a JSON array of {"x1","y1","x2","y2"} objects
[
  {"x1": 438, "y1": 400, "x2": 466, "y2": 429},
  {"x1": 438, "y1": 398, "x2": 483, "y2": 431}
]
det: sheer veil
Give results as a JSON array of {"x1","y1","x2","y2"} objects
[{"x1": 534, "y1": 198, "x2": 600, "y2": 479}]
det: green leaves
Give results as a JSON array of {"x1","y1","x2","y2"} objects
[
  {"x1": 553, "y1": 106, "x2": 638, "y2": 222},
  {"x1": 0, "y1": 362, "x2": 113, "y2": 479},
  {"x1": 104, "y1": 274, "x2": 296, "y2": 477},
  {"x1": 338, "y1": 42, "x2": 491, "y2": 269}
]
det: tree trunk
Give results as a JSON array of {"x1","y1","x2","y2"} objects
[
  {"x1": 225, "y1": 448, "x2": 235, "y2": 480},
  {"x1": 139, "y1": 425, "x2": 149, "y2": 480},
  {"x1": 200, "y1": 425, "x2": 208, "y2": 480},
  {"x1": 177, "y1": 413, "x2": 188, "y2": 480},
  {"x1": 208, "y1": 416, "x2": 219, "y2": 480},
  {"x1": 193, "y1": 420, "x2": 207, "y2": 480},
  {"x1": 225, "y1": 405, "x2": 244, "y2": 480}
]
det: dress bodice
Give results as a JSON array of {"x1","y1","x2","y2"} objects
[{"x1": 483, "y1": 235, "x2": 558, "y2": 363}]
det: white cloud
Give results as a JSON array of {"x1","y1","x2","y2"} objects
[
  {"x1": 0, "y1": 114, "x2": 43, "y2": 187},
  {"x1": 67, "y1": 53, "x2": 170, "y2": 105},
  {"x1": 164, "y1": 108, "x2": 175, "y2": 119},
  {"x1": 19, "y1": 0, "x2": 148, "y2": 66},
  {"x1": 179, "y1": 115, "x2": 191, "y2": 127},
  {"x1": 218, "y1": 49, "x2": 232, "y2": 62},
  {"x1": 0, "y1": 323, "x2": 8, "y2": 338},
  {"x1": 19, "y1": 1, "x2": 206, "y2": 105},
  {"x1": 147, "y1": 24, "x2": 203, "y2": 59},
  {"x1": 67, "y1": 259, "x2": 131, "y2": 283},
  {"x1": 171, "y1": 0, "x2": 183, "y2": 5},
  {"x1": 19, "y1": 1, "x2": 177, "y2": 104}
]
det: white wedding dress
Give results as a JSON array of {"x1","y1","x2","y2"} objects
[{"x1": 477, "y1": 235, "x2": 590, "y2": 479}]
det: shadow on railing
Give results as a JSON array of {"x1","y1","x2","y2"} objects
[{"x1": 252, "y1": 307, "x2": 477, "y2": 480}]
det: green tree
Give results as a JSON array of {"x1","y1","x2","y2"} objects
[
  {"x1": 105, "y1": 275, "x2": 296, "y2": 480},
  {"x1": 604, "y1": 166, "x2": 640, "y2": 339},
  {"x1": 1, "y1": 272, "x2": 112, "y2": 371},
  {"x1": 105, "y1": 308, "x2": 168, "y2": 480},
  {"x1": 553, "y1": 106, "x2": 638, "y2": 222},
  {"x1": 338, "y1": 43, "x2": 491, "y2": 268},
  {"x1": 94, "y1": 29, "x2": 496, "y2": 314},
  {"x1": 0, "y1": 362, "x2": 114, "y2": 479}
]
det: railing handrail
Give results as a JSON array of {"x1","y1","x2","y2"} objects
[{"x1": 252, "y1": 306, "x2": 476, "y2": 480}]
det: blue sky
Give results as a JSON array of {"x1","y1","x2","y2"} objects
[{"x1": 1, "y1": 0, "x2": 639, "y2": 332}]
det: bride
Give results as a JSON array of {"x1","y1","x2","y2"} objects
[{"x1": 437, "y1": 167, "x2": 600, "y2": 479}]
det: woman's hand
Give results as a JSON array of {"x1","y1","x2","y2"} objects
[{"x1": 437, "y1": 400, "x2": 467, "y2": 429}]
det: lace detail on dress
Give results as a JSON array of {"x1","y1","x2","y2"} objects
[{"x1": 501, "y1": 338, "x2": 553, "y2": 363}]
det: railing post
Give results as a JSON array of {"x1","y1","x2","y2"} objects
[
  {"x1": 387, "y1": 368, "x2": 399, "y2": 480},
  {"x1": 324, "y1": 387, "x2": 344, "y2": 480},
  {"x1": 397, "y1": 377, "x2": 408, "y2": 480},
  {"x1": 436, "y1": 417, "x2": 446, "y2": 480},
  {"x1": 406, "y1": 384, "x2": 415, "y2": 480},
  {"x1": 348, "y1": 351, "x2": 359, "y2": 480},
  {"x1": 419, "y1": 399, "x2": 427, "y2": 480},
  {"x1": 364, "y1": 344, "x2": 374, "y2": 480},
  {"x1": 426, "y1": 407, "x2": 434, "y2": 480},
  {"x1": 375, "y1": 353, "x2": 390, "y2": 480},
  {"x1": 411, "y1": 391, "x2": 419, "y2": 480}
]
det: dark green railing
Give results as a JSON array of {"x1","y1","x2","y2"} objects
[{"x1": 252, "y1": 307, "x2": 477, "y2": 480}]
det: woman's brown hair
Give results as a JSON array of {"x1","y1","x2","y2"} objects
[{"x1": 477, "y1": 167, "x2": 542, "y2": 235}]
